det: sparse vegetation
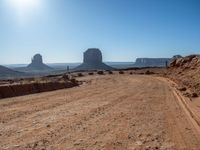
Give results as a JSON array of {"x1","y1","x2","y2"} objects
[
  {"x1": 62, "y1": 74, "x2": 69, "y2": 80},
  {"x1": 88, "y1": 72, "x2": 94, "y2": 75},
  {"x1": 97, "y1": 71, "x2": 104, "y2": 75},
  {"x1": 71, "y1": 78, "x2": 78, "y2": 84},
  {"x1": 192, "y1": 93, "x2": 198, "y2": 98},
  {"x1": 77, "y1": 73, "x2": 84, "y2": 77},
  {"x1": 179, "y1": 87, "x2": 187, "y2": 91},
  {"x1": 145, "y1": 70, "x2": 154, "y2": 75},
  {"x1": 108, "y1": 71, "x2": 113, "y2": 74},
  {"x1": 119, "y1": 71, "x2": 124, "y2": 74}
]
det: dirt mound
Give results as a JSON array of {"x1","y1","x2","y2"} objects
[
  {"x1": 0, "y1": 80, "x2": 79, "y2": 99},
  {"x1": 168, "y1": 55, "x2": 200, "y2": 96}
]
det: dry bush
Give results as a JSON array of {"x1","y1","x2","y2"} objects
[
  {"x1": 88, "y1": 72, "x2": 94, "y2": 75},
  {"x1": 97, "y1": 71, "x2": 104, "y2": 75},
  {"x1": 108, "y1": 71, "x2": 113, "y2": 74},
  {"x1": 77, "y1": 73, "x2": 84, "y2": 77},
  {"x1": 62, "y1": 74, "x2": 69, "y2": 80},
  {"x1": 119, "y1": 71, "x2": 124, "y2": 74},
  {"x1": 145, "y1": 70, "x2": 155, "y2": 75},
  {"x1": 70, "y1": 78, "x2": 78, "y2": 84},
  {"x1": 192, "y1": 93, "x2": 198, "y2": 98},
  {"x1": 179, "y1": 87, "x2": 187, "y2": 91}
]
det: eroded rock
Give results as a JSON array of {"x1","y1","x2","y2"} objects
[
  {"x1": 27, "y1": 54, "x2": 52, "y2": 71},
  {"x1": 75, "y1": 48, "x2": 113, "y2": 71}
]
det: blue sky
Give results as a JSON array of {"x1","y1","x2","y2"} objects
[{"x1": 0, "y1": 0, "x2": 199, "y2": 64}]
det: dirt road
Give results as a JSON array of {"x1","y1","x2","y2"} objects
[{"x1": 0, "y1": 75, "x2": 200, "y2": 150}]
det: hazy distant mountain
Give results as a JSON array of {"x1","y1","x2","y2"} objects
[
  {"x1": 0, "y1": 65, "x2": 24, "y2": 78},
  {"x1": 5, "y1": 62, "x2": 134, "y2": 70},
  {"x1": 105, "y1": 62, "x2": 134, "y2": 69}
]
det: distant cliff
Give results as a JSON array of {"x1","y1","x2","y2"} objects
[{"x1": 134, "y1": 58, "x2": 170, "y2": 67}]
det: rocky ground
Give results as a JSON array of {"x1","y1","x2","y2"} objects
[
  {"x1": 167, "y1": 55, "x2": 200, "y2": 97},
  {"x1": 0, "y1": 55, "x2": 200, "y2": 150},
  {"x1": 0, "y1": 74, "x2": 200, "y2": 150}
]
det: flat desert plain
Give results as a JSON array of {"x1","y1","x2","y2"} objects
[{"x1": 0, "y1": 74, "x2": 200, "y2": 150}]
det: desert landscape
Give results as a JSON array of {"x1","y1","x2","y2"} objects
[
  {"x1": 0, "y1": 55, "x2": 200, "y2": 150},
  {"x1": 1, "y1": 0, "x2": 199, "y2": 149}
]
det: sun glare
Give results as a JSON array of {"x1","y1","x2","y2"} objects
[
  {"x1": 4, "y1": 0, "x2": 43, "y2": 24},
  {"x1": 6, "y1": 0, "x2": 41, "y2": 13}
]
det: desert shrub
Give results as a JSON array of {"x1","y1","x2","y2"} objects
[
  {"x1": 9, "y1": 80, "x2": 15, "y2": 84},
  {"x1": 192, "y1": 93, "x2": 198, "y2": 98},
  {"x1": 46, "y1": 74, "x2": 60, "y2": 78},
  {"x1": 88, "y1": 72, "x2": 94, "y2": 75},
  {"x1": 62, "y1": 74, "x2": 69, "y2": 80},
  {"x1": 119, "y1": 71, "x2": 124, "y2": 74},
  {"x1": 97, "y1": 71, "x2": 104, "y2": 75},
  {"x1": 139, "y1": 72, "x2": 144, "y2": 75},
  {"x1": 70, "y1": 78, "x2": 78, "y2": 84},
  {"x1": 77, "y1": 73, "x2": 83, "y2": 77},
  {"x1": 145, "y1": 70, "x2": 154, "y2": 75},
  {"x1": 108, "y1": 71, "x2": 113, "y2": 74},
  {"x1": 129, "y1": 72, "x2": 133, "y2": 75},
  {"x1": 179, "y1": 87, "x2": 187, "y2": 91},
  {"x1": 183, "y1": 92, "x2": 191, "y2": 97}
]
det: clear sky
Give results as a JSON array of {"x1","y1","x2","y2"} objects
[{"x1": 0, "y1": 0, "x2": 199, "y2": 64}]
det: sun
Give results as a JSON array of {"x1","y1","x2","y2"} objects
[
  {"x1": 4, "y1": 0, "x2": 43, "y2": 24},
  {"x1": 13, "y1": 0, "x2": 39, "y2": 8},
  {"x1": 6, "y1": 0, "x2": 40, "y2": 13}
]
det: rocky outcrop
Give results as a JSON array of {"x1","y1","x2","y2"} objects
[
  {"x1": 168, "y1": 55, "x2": 200, "y2": 96},
  {"x1": 169, "y1": 55, "x2": 197, "y2": 67},
  {"x1": 75, "y1": 48, "x2": 114, "y2": 71},
  {"x1": 134, "y1": 58, "x2": 170, "y2": 67},
  {"x1": 27, "y1": 54, "x2": 53, "y2": 71}
]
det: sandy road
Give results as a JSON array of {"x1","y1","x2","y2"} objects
[{"x1": 0, "y1": 74, "x2": 200, "y2": 150}]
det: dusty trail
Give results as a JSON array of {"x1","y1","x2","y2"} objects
[{"x1": 0, "y1": 75, "x2": 200, "y2": 150}]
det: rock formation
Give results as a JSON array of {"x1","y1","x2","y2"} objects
[
  {"x1": 75, "y1": 48, "x2": 113, "y2": 71},
  {"x1": 134, "y1": 58, "x2": 170, "y2": 67},
  {"x1": 168, "y1": 54, "x2": 200, "y2": 96},
  {"x1": 27, "y1": 54, "x2": 52, "y2": 71}
]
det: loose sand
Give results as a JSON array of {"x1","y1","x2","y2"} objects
[{"x1": 0, "y1": 74, "x2": 200, "y2": 150}]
